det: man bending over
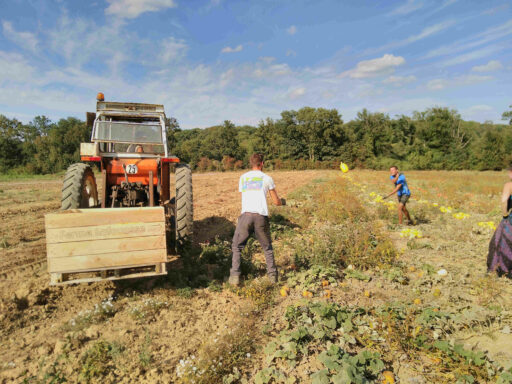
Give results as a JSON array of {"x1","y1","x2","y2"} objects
[{"x1": 229, "y1": 153, "x2": 284, "y2": 286}]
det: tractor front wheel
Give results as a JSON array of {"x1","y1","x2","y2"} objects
[
  {"x1": 61, "y1": 163, "x2": 99, "y2": 210},
  {"x1": 175, "y1": 163, "x2": 193, "y2": 249}
]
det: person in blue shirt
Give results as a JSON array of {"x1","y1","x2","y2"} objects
[{"x1": 384, "y1": 166, "x2": 413, "y2": 225}]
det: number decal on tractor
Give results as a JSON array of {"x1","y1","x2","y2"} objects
[{"x1": 126, "y1": 164, "x2": 138, "y2": 174}]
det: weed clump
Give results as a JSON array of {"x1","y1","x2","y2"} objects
[
  {"x1": 64, "y1": 297, "x2": 117, "y2": 332},
  {"x1": 285, "y1": 265, "x2": 339, "y2": 293},
  {"x1": 231, "y1": 278, "x2": 276, "y2": 310},
  {"x1": 129, "y1": 297, "x2": 170, "y2": 322},
  {"x1": 79, "y1": 340, "x2": 124, "y2": 382},
  {"x1": 176, "y1": 287, "x2": 196, "y2": 299},
  {"x1": 291, "y1": 222, "x2": 397, "y2": 270},
  {"x1": 314, "y1": 179, "x2": 368, "y2": 224},
  {"x1": 287, "y1": 177, "x2": 397, "y2": 271},
  {"x1": 176, "y1": 319, "x2": 256, "y2": 383}
]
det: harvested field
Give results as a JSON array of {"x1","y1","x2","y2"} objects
[
  {"x1": 1, "y1": 170, "x2": 511, "y2": 383},
  {"x1": 0, "y1": 170, "x2": 328, "y2": 383}
]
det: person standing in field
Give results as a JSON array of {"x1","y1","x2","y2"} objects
[
  {"x1": 229, "y1": 153, "x2": 285, "y2": 286},
  {"x1": 487, "y1": 166, "x2": 512, "y2": 278},
  {"x1": 383, "y1": 166, "x2": 413, "y2": 225}
]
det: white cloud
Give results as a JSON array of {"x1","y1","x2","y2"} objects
[
  {"x1": 462, "y1": 105, "x2": 496, "y2": 122},
  {"x1": 253, "y1": 63, "x2": 291, "y2": 78},
  {"x1": 46, "y1": 13, "x2": 184, "y2": 73},
  {"x1": 288, "y1": 87, "x2": 306, "y2": 99},
  {"x1": 460, "y1": 74, "x2": 493, "y2": 85},
  {"x1": 424, "y1": 19, "x2": 512, "y2": 59},
  {"x1": 435, "y1": 0, "x2": 458, "y2": 11},
  {"x1": 426, "y1": 79, "x2": 447, "y2": 90},
  {"x1": 0, "y1": 86, "x2": 89, "y2": 113},
  {"x1": 427, "y1": 74, "x2": 493, "y2": 90},
  {"x1": 160, "y1": 37, "x2": 188, "y2": 63},
  {"x1": 483, "y1": 4, "x2": 509, "y2": 15},
  {"x1": 388, "y1": 0, "x2": 424, "y2": 15},
  {"x1": 366, "y1": 20, "x2": 455, "y2": 54},
  {"x1": 2, "y1": 21, "x2": 38, "y2": 52},
  {"x1": 464, "y1": 104, "x2": 493, "y2": 113},
  {"x1": 219, "y1": 68, "x2": 235, "y2": 88},
  {"x1": 440, "y1": 46, "x2": 502, "y2": 67},
  {"x1": 341, "y1": 54, "x2": 405, "y2": 79},
  {"x1": 406, "y1": 20, "x2": 455, "y2": 44},
  {"x1": 105, "y1": 0, "x2": 177, "y2": 19},
  {"x1": 259, "y1": 56, "x2": 276, "y2": 64},
  {"x1": 47, "y1": 14, "x2": 133, "y2": 72},
  {"x1": 357, "y1": 84, "x2": 383, "y2": 98},
  {"x1": 375, "y1": 97, "x2": 445, "y2": 115},
  {"x1": 382, "y1": 75, "x2": 416, "y2": 86},
  {"x1": 420, "y1": 0, "x2": 458, "y2": 18},
  {"x1": 221, "y1": 44, "x2": 243, "y2": 53},
  {"x1": 287, "y1": 25, "x2": 297, "y2": 35},
  {"x1": 471, "y1": 60, "x2": 503, "y2": 72},
  {"x1": 0, "y1": 8, "x2": 504, "y2": 129},
  {"x1": 0, "y1": 51, "x2": 35, "y2": 83}
]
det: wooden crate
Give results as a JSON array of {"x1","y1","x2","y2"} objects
[{"x1": 45, "y1": 207, "x2": 168, "y2": 285}]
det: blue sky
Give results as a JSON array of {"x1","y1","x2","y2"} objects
[{"x1": 0, "y1": 0, "x2": 511, "y2": 128}]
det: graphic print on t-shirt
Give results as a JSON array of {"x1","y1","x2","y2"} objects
[
  {"x1": 239, "y1": 170, "x2": 275, "y2": 216},
  {"x1": 241, "y1": 177, "x2": 263, "y2": 192}
]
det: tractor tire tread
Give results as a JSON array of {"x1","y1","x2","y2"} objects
[
  {"x1": 175, "y1": 164, "x2": 193, "y2": 249},
  {"x1": 61, "y1": 163, "x2": 98, "y2": 210}
]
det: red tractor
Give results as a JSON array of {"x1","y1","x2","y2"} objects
[{"x1": 44, "y1": 93, "x2": 192, "y2": 284}]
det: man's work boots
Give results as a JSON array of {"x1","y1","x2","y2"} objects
[
  {"x1": 268, "y1": 274, "x2": 278, "y2": 284},
  {"x1": 229, "y1": 274, "x2": 278, "y2": 286},
  {"x1": 228, "y1": 275, "x2": 240, "y2": 287}
]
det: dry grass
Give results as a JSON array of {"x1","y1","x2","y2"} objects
[{"x1": 353, "y1": 169, "x2": 505, "y2": 214}]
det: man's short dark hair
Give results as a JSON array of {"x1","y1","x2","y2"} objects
[
  {"x1": 390, "y1": 165, "x2": 398, "y2": 170},
  {"x1": 250, "y1": 153, "x2": 264, "y2": 167}
]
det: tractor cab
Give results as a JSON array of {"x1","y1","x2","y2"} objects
[
  {"x1": 91, "y1": 98, "x2": 169, "y2": 158},
  {"x1": 80, "y1": 94, "x2": 180, "y2": 209}
]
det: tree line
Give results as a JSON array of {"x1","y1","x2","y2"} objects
[{"x1": 1, "y1": 105, "x2": 511, "y2": 174}]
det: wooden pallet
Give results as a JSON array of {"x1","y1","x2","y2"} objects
[
  {"x1": 50, "y1": 262, "x2": 167, "y2": 285},
  {"x1": 45, "y1": 207, "x2": 168, "y2": 285}
]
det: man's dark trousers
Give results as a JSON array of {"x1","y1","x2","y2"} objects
[{"x1": 230, "y1": 212, "x2": 277, "y2": 277}]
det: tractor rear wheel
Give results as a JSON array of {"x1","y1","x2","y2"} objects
[
  {"x1": 61, "y1": 163, "x2": 99, "y2": 210},
  {"x1": 175, "y1": 163, "x2": 193, "y2": 248}
]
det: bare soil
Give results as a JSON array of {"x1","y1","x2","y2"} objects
[{"x1": 0, "y1": 170, "x2": 328, "y2": 383}]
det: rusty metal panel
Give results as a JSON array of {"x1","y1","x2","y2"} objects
[{"x1": 97, "y1": 101, "x2": 164, "y2": 113}]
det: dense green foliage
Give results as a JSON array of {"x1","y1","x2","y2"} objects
[
  {"x1": 1, "y1": 105, "x2": 511, "y2": 174},
  {"x1": 169, "y1": 106, "x2": 512, "y2": 171},
  {"x1": 0, "y1": 115, "x2": 90, "y2": 174}
]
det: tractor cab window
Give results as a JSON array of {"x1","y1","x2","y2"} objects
[{"x1": 94, "y1": 121, "x2": 163, "y2": 144}]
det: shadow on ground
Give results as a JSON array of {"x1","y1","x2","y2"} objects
[{"x1": 112, "y1": 214, "x2": 298, "y2": 296}]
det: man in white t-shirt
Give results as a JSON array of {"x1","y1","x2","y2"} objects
[{"x1": 229, "y1": 153, "x2": 285, "y2": 286}]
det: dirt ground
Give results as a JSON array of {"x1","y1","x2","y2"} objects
[
  {"x1": 1, "y1": 169, "x2": 511, "y2": 383},
  {"x1": 0, "y1": 170, "x2": 328, "y2": 383}
]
